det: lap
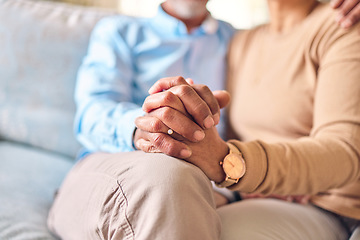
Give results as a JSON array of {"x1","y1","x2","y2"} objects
[{"x1": 48, "y1": 151, "x2": 217, "y2": 240}]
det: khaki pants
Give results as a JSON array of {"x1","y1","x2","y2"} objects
[{"x1": 48, "y1": 151, "x2": 348, "y2": 240}]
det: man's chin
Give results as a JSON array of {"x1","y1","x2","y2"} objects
[{"x1": 172, "y1": 2, "x2": 208, "y2": 19}]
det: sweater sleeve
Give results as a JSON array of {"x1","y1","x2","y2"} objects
[{"x1": 228, "y1": 23, "x2": 360, "y2": 196}]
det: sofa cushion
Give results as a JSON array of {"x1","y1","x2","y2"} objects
[
  {"x1": 0, "y1": 0, "x2": 115, "y2": 158},
  {"x1": 0, "y1": 141, "x2": 74, "y2": 239}
]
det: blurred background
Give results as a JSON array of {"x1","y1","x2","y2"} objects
[{"x1": 57, "y1": 0, "x2": 270, "y2": 29}]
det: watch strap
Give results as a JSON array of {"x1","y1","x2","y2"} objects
[
  {"x1": 216, "y1": 176, "x2": 239, "y2": 188},
  {"x1": 227, "y1": 142, "x2": 241, "y2": 156}
]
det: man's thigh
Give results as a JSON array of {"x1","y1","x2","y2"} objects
[
  {"x1": 47, "y1": 151, "x2": 145, "y2": 239},
  {"x1": 217, "y1": 198, "x2": 348, "y2": 240},
  {"x1": 47, "y1": 151, "x2": 219, "y2": 240}
]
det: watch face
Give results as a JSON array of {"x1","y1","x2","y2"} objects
[{"x1": 223, "y1": 154, "x2": 246, "y2": 179}]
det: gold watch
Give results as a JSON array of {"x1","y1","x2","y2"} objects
[{"x1": 216, "y1": 142, "x2": 246, "y2": 188}]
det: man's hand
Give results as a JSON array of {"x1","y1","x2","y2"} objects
[
  {"x1": 331, "y1": 0, "x2": 360, "y2": 28},
  {"x1": 134, "y1": 76, "x2": 230, "y2": 159},
  {"x1": 147, "y1": 76, "x2": 227, "y2": 127}
]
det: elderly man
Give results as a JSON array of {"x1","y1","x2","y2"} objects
[{"x1": 72, "y1": 0, "x2": 234, "y2": 156}]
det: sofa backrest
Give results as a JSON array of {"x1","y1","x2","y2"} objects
[{"x1": 0, "y1": 0, "x2": 115, "y2": 158}]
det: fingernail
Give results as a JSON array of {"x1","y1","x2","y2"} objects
[
  {"x1": 194, "y1": 130, "x2": 205, "y2": 141},
  {"x1": 213, "y1": 113, "x2": 220, "y2": 125},
  {"x1": 180, "y1": 149, "x2": 192, "y2": 158},
  {"x1": 185, "y1": 78, "x2": 194, "y2": 85},
  {"x1": 148, "y1": 86, "x2": 155, "y2": 94},
  {"x1": 341, "y1": 19, "x2": 352, "y2": 28},
  {"x1": 204, "y1": 115, "x2": 215, "y2": 129}
]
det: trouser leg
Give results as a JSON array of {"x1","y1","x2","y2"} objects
[
  {"x1": 47, "y1": 151, "x2": 220, "y2": 240},
  {"x1": 217, "y1": 198, "x2": 348, "y2": 240}
]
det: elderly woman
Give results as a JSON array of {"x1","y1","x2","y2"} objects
[
  {"x1": 49, "y1": 0, "x2": 360, "y2": 239},
  {"x1": 216, "y1": 0, "x2": 360, "y2": 238},
  {"x1": 134, "y1": 0, "x2": 360, "y2": 239}
]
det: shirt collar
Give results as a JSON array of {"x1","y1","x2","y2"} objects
[{"x1": 152, "y1": 5, "x2": 219, "y2": 36}]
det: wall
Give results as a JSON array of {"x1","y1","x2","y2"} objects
[
  {"x1": 119, "y1": 0, "x2": 269, "y2": 29},
  {"x1": 53, "y1": 0, "x2": 269, "y2": 29},
  {"x1": 59, "y1": 0, "x2": 118, "y2": 8},
  {"x1": 53, "y1": 0, "x2": 331, "y2": 29}
]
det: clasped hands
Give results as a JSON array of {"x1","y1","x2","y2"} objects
[{"x1": 133, "y1": 76, "x2": 229, "y2": 183}]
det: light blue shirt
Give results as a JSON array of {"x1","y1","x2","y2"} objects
[{"x1": 74, "y1": 6, "x2": 236, "y2": 154}]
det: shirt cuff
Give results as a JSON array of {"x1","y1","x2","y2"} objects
[{"x1": 117, "y1": 107, "x2": 145, "y2": 151}]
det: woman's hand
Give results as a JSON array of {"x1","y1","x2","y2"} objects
[
  {"x1": 331, "y1": 0, "x2": 360, "y2": 28},
  {"x1": 183, "y1": 126, "x2": 229, "y2": 183},
  {"x1": 134, "y1": 125, "x2": 229, "y2": 182}
]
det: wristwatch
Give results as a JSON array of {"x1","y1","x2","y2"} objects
[{"x1": 216, "y1": 142, "x2": 246, "y2": 188}]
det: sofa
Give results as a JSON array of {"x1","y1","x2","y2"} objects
[
  {"x1": 2, "y1": 1, "x2": 360, "y2": 240},
  {"x1": 0, "y1": 0, "x2": 115, "y2": 238}
]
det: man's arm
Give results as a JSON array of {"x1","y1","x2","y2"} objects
[{"x1": 74, "y1": 17, "x2": 144, "y2": 153}]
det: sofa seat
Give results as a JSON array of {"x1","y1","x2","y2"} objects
[
  {"x1": 0, "y1": 142, "x2": 73, "y2": 239},
  {"x1": 0, "y1": 0, "x2": 115, "y2": 238}
]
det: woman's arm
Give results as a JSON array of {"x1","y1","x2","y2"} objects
[{"x1": 224, "y1": 20, "x2": 360, "y2": 196}]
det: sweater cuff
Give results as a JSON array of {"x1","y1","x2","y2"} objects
[{"x1": 227, "y1": 140, "x2": 268, "y2": 193}]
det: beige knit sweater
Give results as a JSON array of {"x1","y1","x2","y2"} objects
[{"x1": 226, "y1": 3, "x2": 360, "y2": 219}]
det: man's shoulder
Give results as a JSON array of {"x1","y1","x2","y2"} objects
[{"x1": 89, "y1": 14, "x2": 156, "y2": 42}]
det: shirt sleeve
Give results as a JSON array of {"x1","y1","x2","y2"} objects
[
  {"x1": 74, "y1": 17, "x2": 144, "y2": 153},
  {"x1": 228, "y1": 24, "x2": 360, "y2": 196}
]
